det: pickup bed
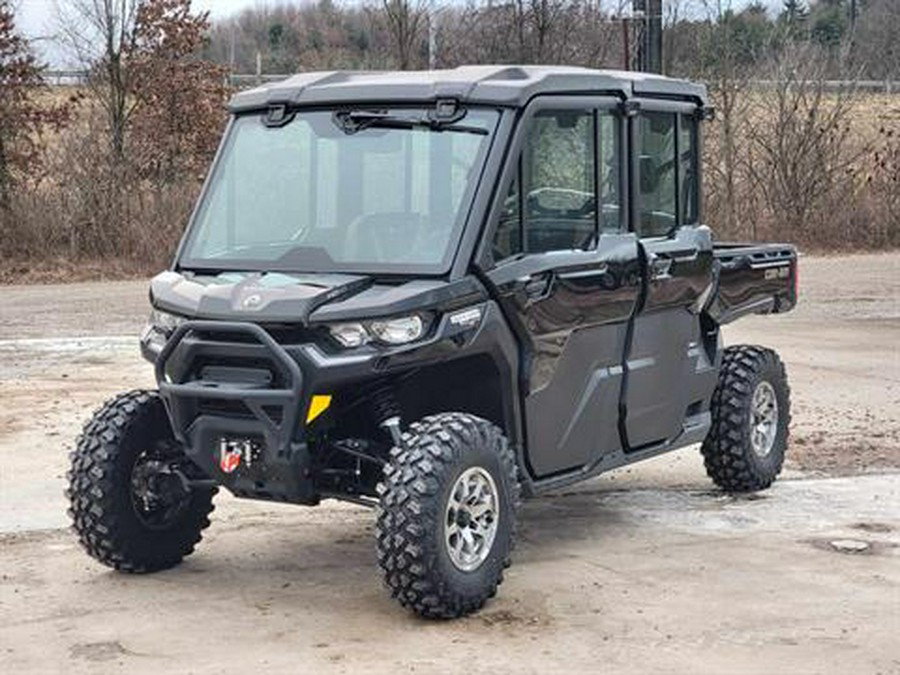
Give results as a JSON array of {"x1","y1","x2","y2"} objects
[{"x1": 710, "y1": 243, "x2": 798, "y2": 324}]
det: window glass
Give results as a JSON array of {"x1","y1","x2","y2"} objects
[
  {"x1": 494, "y1": 109, "x2": 624, "y2": 259},
  {"x1": 524, "y1": 110, "x2": 595, "y2": 253},
  {"x1": 492, "y1": 171, "x2": 522, "y2": 260},
  {"x1": 598, "y1": 114, "x2": 622, "y2": 233},
  {"x1": 637, "y1": 112, "x2": 677, "y2": 238},
  {"x1": 490, "y1": 108, "x2": 625, "y2": 261},
  {"x1": 679, "y1": 114, "x2": 698, "y2": 225},
  {"x1": 182, "y1": 109, "x2": 498, "y2": 273}
]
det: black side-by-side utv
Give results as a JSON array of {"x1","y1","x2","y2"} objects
[{"x1": 67, "y1": 66, "x2": 796, "y2": 618}]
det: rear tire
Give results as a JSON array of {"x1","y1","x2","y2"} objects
[
  {"x1": 702, "y1": 345, "x2": 791, "y2": 492},
  {"x1": 376, "y1": 413, "x2": 520, "y2": 619},
  {"x1": 67, "y1": 390, "x2": 216, "y2": 573}
]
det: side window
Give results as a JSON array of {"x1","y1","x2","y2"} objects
[
  {"x1": 523, "y1": 110, "x2": 595, "y2": 253},
  {"x1": 637, "y1": 112, "x2": 676, "y2": 238},
  {"x1": 491, "y1": 108, "x2": 623, "y2": 261},
  {"x1": 492, "y1": 172, "x2": 522, "y2": 260},
  {"x1": 679, "y1": 114, "x2": 698, "y2": 225},
  {"x1": 598, "y1": 113, "x2": 622, "y2": 233}
]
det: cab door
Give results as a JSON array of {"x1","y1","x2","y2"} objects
[
  {"x1": 623, "y1": 104, "x2": 717, "y2": 449},
  {"x1": 484, "y1": 98, "x2": 642, "y2": 478}
]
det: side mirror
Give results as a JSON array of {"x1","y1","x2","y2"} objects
[{"x1": 695, "y1": 105, "x2": 716, "y2": 122}]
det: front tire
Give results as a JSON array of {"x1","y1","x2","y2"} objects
[
  {"x1": 701, "y1": 345, "x2": 791, "y2": 492},
  {"x1": 376, "y1": 413, "x2": 520, "y2": 619},
  {"x1": 67, "y1": 390, "x2": 216, "y2": 573}
]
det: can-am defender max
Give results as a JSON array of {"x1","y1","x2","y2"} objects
[{"x1": 67, "y1": 66, "x2": 797, "y2": 619}]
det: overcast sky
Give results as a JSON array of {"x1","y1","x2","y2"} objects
[
  {"x1": 15, "y1": 0, "x2": 783, "y2": 68},
  {"x1": 16, "y1": 0, "x2": 260, "y2": 65}
]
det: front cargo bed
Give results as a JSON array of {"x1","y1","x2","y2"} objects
[{"x1": 707, "y1": 243, "x2": 798, "y2": 324}]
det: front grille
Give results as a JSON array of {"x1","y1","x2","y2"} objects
[
  {"x1": 160, "y1": 321, "x2": 303, "y2": 448},
  {"x1": 197, "y1": 398, "x2": 254, "y2": 419},
  {"x1": 191, "y1": 356, "x2": 282, "y2": 389}
]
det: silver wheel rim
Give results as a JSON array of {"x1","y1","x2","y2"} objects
[
  {"x1": 750, "y1": 381, "x2": 779, "y2": 458},
  {"x1": 444, "y1": 467, "x2": 499, "y2": 572}
]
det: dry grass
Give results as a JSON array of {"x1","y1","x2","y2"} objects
[{"x1": 0, "y1": 257, "x2": 147, "y2": 285}]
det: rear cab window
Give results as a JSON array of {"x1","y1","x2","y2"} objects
[{"x1": 635, "y1": 108, "x2": 700, "y2": 239}]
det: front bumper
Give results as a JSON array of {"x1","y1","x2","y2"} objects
[
  {"x1": 155, "y1": 321, "x2": 320, "y2": 503},
  {"x1": 149, "y1": 309, "x2": 496, "y2": 504}
]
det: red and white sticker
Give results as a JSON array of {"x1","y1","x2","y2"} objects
[{"x1": 220, "y1": 450, "x2": 241, "y2": 474}]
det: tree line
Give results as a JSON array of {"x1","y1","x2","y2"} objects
[
  {"x1": 0, "y1": 0, "x2": 897, "y2": 280},
  {"x1": 203, "y1": 0, "x2": 898, "y2": 80}
]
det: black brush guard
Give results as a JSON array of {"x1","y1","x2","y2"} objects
[{"x1": 155, "y1": 320, "x2": 317, "y2": 504}]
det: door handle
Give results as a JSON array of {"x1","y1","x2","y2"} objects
[
  {"x1": 658, "y1": 248, "x2": 699, "y2": 263},
  {"x1": 515, "y1": 273, "x2": 553, "y2": 301},
  {"x1": 648, "y1": 255, "x2": 672, "y2": 280},
  {"x1": 557, "y1": 264, "x2": 609, "y2": 281}
]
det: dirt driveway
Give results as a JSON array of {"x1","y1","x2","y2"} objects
[{"x1": 1, "y1": 254, "x2": 898, "y2": 674}]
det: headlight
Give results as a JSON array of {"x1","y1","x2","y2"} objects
[
  {"x1": 147, "y1": 308, "x2": 187, "y2": 335},
  {"x1": 369, "y1": 315, "x2": 425, "y2": 345},
  {"x1": 141, "y1": 308, "x2": 187, "y2": 351},
  {"x1": 328, "y1": 314, "x2": 429, "y2": 348},
  {"x1": 329, "y1": 322, "x2": 369, "y2": 348}
]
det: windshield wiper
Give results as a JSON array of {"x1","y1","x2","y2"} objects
[{"x1": 333, "y1": 109, "x2": 487, "y2": 136}]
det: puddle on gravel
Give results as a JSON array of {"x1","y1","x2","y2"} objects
[
  {"x1": 69, "y1": 640, "x2": 134, "y2": 662},
  {"x1": 808, "y1": 537, "x2": 898, "y2": 556},
  {"x1": 851, "y1": 522, "x2": 894, "y2": 534}
]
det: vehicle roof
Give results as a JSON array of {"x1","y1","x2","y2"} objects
[{"x1": 229, "y1": 65, "x2": 708, "y2": 112}]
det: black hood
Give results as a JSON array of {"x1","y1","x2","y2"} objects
[
  {"x1": 150, "y1": 271, "x2": 373, "y2": 324},
  {"x1": 150, "y1": 271, "x2": 484, "y2": 324}
]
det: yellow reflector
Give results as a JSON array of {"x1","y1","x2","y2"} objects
[{"x1": 306, "y1": 394, "x2": 332, "y2": 424}]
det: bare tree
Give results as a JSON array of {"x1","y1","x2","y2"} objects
[
  {"x1": 56, "y1": 0, "x2": 228, "y2": 185},
  {"x1": 869, "y1": 121, "x2": 900, "y2": 246},
  {"x1": 20, "y1": 0, "x2": 230, "y2": 265},
  {"x1": 379, "y1": 0, "x2": 428, "y2": 69},
  {"x1": 852, "y1": 0, "x2": 900, "y2": 81},
  {"x1": 694, "y1": 0, "x2": 760, "y2": 239},
  {"x1": 59, "y1": 0, "x2": 142, "y2": 161},
  {"x1": 437, "y1": 0, "x2": 624, "y2": 68},
  {"x1": 0, "y1": 2, "x2": 73, "y2": 208},
  {"x1": 128, "y1": 0, "x2": 229, "y2": 186},
  {"x1": 744, "y1": 42, "x2": 863, "y2": 243}
]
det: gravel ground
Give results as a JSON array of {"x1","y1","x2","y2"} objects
[{"x1": 0, "y1": 252, "x2": 898, "y2": 674}]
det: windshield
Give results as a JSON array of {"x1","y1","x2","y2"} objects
[{"x1": 178, "y1": 107, "x2": 499, "y2": 274}]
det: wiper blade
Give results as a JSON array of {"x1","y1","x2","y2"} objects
[{"x1": 332, "y1": 110, "x2": 487, "y2": 136}]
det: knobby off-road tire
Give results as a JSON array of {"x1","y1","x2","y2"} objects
[
  {"x1": 376, "y1": 413, "x2": 521, "y2": 619},
  {"x1": 67, "y1": 390, "x2": 216, "y2": 573},
  {"x1": 702, "y1": 345, "x2": 791, "y2": 492}
]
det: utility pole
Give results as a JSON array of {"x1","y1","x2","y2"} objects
[
  {"x1": 633, "y1": 0, "x2": 663, "y2": 74},
  {"x1": 229, "y1": 24, "x2": 236, "y2": 72}
]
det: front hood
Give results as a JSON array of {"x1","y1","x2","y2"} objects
[
  {"x1": 150, "y1": 270, "x2": 373, "y2": 324},
  {"x1": 150, "y1": 271, "x2": 482, "y2": 324}
]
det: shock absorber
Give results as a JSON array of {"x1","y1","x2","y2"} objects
[{"x1": 370, "y1": 382, "x2": 403, "y2": 448}]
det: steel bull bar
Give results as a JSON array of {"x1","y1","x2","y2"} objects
[{"x1": 155, "y1": 320, "x2": 318, "y2": 504}]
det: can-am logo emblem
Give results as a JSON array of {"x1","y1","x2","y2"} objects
[{"x1": 242, "y1": 293, "x2": 262, "y2": 309}]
